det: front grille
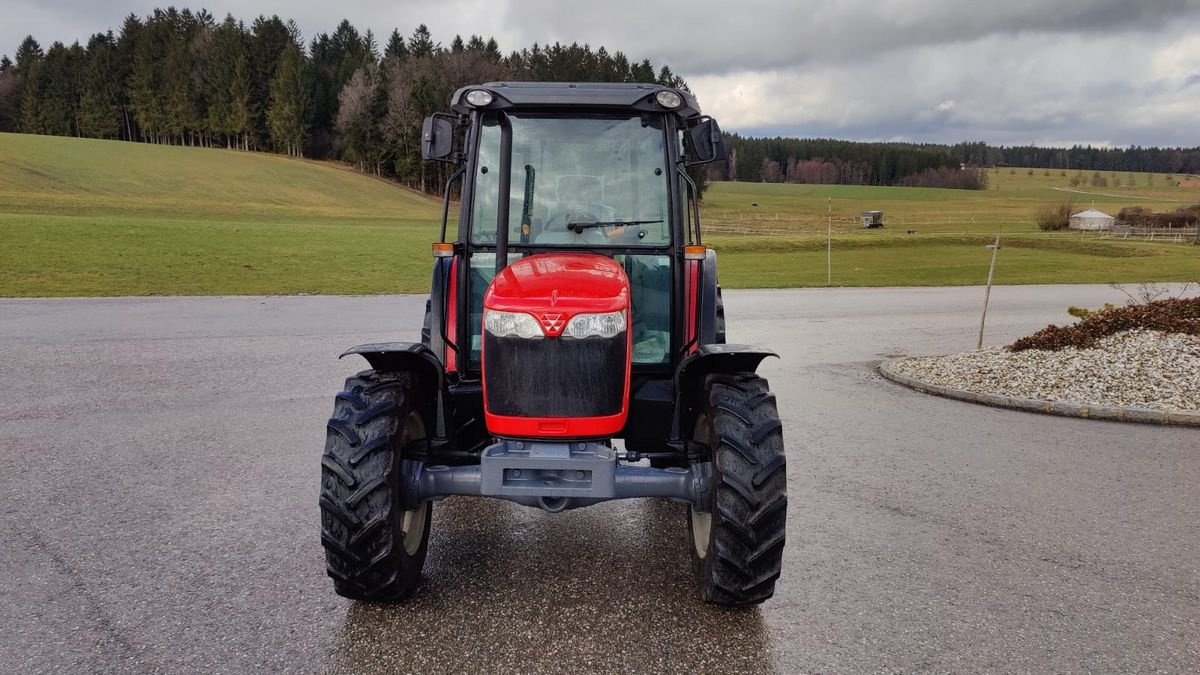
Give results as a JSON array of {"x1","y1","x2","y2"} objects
[{"x1": 484, "y1": 332, "x2": 627, "y2": 418}]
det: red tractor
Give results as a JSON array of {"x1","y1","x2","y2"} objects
[{"x1": 320, "y1": 82, "x2": 786, "y2": 606}]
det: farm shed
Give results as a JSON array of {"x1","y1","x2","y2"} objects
[{"x1": 1068, "y1": 208, "x2": 1115, "y2": 231}]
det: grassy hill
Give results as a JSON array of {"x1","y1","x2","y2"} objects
[
  {"x1": 0, "y1": 133, "x2": 444, "y2": 295},
  {"x1": 1, "y1": 133, "x2": 1197, "y2": 296}
]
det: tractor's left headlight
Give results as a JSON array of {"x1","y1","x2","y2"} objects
[{"x1": 563, "y1": 311, "x2": 626, "y2": 339}]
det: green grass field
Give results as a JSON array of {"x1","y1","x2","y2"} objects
[
  {"x1": 1, "y1": 132, "x2": 1197, "y2": 296},
  {"x1": 703, "y1": 169, "x2": 1199, "y2": 236},
  {"x1": 705, "y1": 173, "x2": 1200, "y2": 288},
  {"x1": 0, "y1": 133, "x2": 446, "y2": 295}
]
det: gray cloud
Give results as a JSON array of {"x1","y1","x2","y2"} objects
[
  {"x1": 497, "y1": 0, "x2": 1200, "y2": 75},
  {"x1": 3, "y1": 0, "x2": 1199, "y2": 147}
]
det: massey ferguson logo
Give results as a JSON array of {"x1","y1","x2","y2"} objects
[{"x1": 539, "y1": 312, "x2": 565, "y2": 336}]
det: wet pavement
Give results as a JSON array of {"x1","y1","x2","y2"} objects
[{"x1": 1, "y1": 285, "x2": 1197, "y2": 672}]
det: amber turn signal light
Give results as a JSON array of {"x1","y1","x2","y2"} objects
[
  {"x1": 432, "y1": 242, "x2": 455, "y2": 258},
  {"x1": 683, "y1": 245, "x2": 707, "y2": 260}
]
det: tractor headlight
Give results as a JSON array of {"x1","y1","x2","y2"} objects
[
  {"x1": 655, "y1": 90, "x2": 683, "y2": 109},
  {"x1": 563, "y1": 311, "x2": 626, "y2": 339},
  {"x1": 465, "y1": 89, "x2": 494, "y2": 107},
  {"x1": 485, "y1": 310, "x2": 544, "y2": 338}
]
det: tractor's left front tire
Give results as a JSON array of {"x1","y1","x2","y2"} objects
[
  {"x1": 688, "y1": 372, "x2": 787, "y2": 606},
  {"x1": 320, "y1": 370, "x2": 431, "y2": 602}
]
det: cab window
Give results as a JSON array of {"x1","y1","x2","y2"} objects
[{"x1": 470, "y1": 114, "x2": 670, "y2": 248}]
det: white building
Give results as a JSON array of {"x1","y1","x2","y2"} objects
[{"x1": 1068, "y1": 208, "x2": 1115, "y2": 231}]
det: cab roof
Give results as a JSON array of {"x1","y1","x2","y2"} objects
[{"x1": 450, "y1": 81, "x2": 702, "y2": 119}]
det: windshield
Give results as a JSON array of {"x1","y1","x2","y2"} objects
[{"x1": 470, "y1": 114, "x2": 671, "y2": 247}]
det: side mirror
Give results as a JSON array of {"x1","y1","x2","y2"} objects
[
  {"x1": 689, "y1": 118, "x2": 728, "y2": 164},
  {"x1": 421, "y1": 116, "x2": 454, "y2": 161}
]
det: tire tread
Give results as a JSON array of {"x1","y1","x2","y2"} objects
[
  {"x1": 692, "y1": 372, "x2": 787, "y2": 606},
  {"x1": 319, "y1": 371, "x2": 430, "y2": 602}
]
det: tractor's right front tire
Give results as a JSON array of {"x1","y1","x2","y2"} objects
[
  {"x1": 688, "y1": 372, "x2": 787, "y2": 606},
  {"x1": 320, "y1": 370, "x2": 432, "y2": 602}
]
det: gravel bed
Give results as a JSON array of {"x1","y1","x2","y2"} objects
[{"x1": 889, "y1": 329, "x2": 1200, "y2": 412}]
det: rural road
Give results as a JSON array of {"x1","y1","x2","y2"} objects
[{"x1": 1, "y1": 285, "x2": 1196, "y2": 673}]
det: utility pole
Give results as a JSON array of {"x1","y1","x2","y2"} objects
[
  {"x1": 826, "y1": 197, "x2": 832, "y2": 287},
  {"x1": 977, "y1": 234, "x2": 1001, "y2": 350}
]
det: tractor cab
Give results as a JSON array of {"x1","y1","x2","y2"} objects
[
  {"x1": 463, "y1": 110, "x2": 675, "y2": 367},
  {"x1": 322, "y1": 82, "x2": 787, "y2": 607},
  {"x1": 423, "y1": 82, "x2": 727, "y2": 375}
]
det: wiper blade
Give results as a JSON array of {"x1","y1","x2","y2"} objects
[{"x1": 567, "y1": 219, "x2": 663, "y2": 233}]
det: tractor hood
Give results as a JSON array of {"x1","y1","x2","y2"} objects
[
  {"x1": 481, "y1": 252, "x2": 632, "y2": 439},
  {"x1": 485, "y1": 253, "x2": 629, "y2": 335}
]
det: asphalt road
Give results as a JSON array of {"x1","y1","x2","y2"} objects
[{"x1": 1, "y1": 285, "x2": 1196, "y2": 673}]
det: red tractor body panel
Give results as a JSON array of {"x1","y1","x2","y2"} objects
[{"x1": 482, "y1": 253, "x2": 632, "y2": 438}]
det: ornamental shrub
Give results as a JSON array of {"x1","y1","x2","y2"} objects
[{"x1": 1009, "y1": 297, "x2": 1200, "y2": 351}]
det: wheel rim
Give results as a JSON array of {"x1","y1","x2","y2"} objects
[
  {"x1": 401, "y1": 502, "x2": 428, "y2": 555},
  {"x1": 399, "y1": 411, "x2": 427, "y2": 556},
  {"x1": 690, "y1": 413, "x2": 714, "y2": 559},
  {"x1": 691, "y1": 508, "x2": 713, "y2": 559}
]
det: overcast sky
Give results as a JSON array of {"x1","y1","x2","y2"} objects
[{"x1": 5, "y1": 0, "x2": 1200, "y2": 147}]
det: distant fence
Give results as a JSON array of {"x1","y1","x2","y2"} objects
[
  {"x1": 702, "y1": 214, "x2": 1199, "y2": 244},
  {"x1": 703, "y1": 213, "x2": 991, "y2": 237},
  {"x1": 1107, "y1": 223, "x2": 1199, "y2": 244}
]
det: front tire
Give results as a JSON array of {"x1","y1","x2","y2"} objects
[
  {"x1": 688, "y1": 373, "x2": 787, "y2": 605},
  {"x1": 320, "y1": 370, "x2": 432, "y2": 601}
]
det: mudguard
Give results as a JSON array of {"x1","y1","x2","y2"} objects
[
  {"x1": 340, "y1": 342, "x2": 444, "y2": 392},
  {"x1": 672, "y1": 343, "x2": 778, "y2": 440}
]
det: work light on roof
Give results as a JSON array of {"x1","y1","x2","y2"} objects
[
  {"x1": 465, "y1": 89, "x2": 494, "y2": 107},
  {"x1": 655, "y1": 90, "x2": 683, "y2": 109}
]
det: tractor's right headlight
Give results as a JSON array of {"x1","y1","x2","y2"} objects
[
  {"x1": 485, "y1": 310, "x2": 544, "y2": 338},
  {"x1": 563, "y1": 311, "x2": 626, "y2": 339}
]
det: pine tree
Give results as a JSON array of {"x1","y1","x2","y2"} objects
[
  {"x1": 204, "y1": 17, "x2": 241, "y2": 147},
  {"x1": 0, "y1": 58, "x2": 18, "y2": 131},
  {"x1": 14, "y1": 36, "x2": 43, "y2": 74},
  {"x1": 30, "y1": 41, "x2": 85, "y2": 136},
  {"x1": 229, "y1": 51, "x2": 253, "y2": 150},
  {"x1": 164, "y1": 37, "x2": 196, "y2": 143},
  {"x1": 129, "y1": 13, "x2": 170, "y2": 142},
  {"x1": 612, "y1": 51, "x2": 631, "y2": 81},
  {"x1": 249, "y1": 15, "x2": 291, "y2": 149},
  {"x1": 384, "y1": 29, "x2": 408, "y2": 61},
  {"x1": 114, "y1": 14, "x2": 143, "y2": 140},
  {"x1": 79, "y1": 33, "x2": 122, "y2": 138},
  {"x1": 657, "y1": 65, "x2": 681, "y2": 88},
  {"x1": 631, "y1": 58, "x2": 655, "y2": 83},
  {"x1": 409, "y1": 24, "x2": 436, "y2": 58},
  {"x1": 363, "y1": 30, "x2": 378, "y2": 62},
  {"x1": 484, "y1": 38, "x2": 501, "y2": 63},
  {"x1": 14, "y1": 36, "x2": 44, "y2": 133},
  {"x1": 268, "y1": 41, "x2": 306, "y2": 156}
]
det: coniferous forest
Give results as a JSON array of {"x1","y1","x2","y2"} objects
[
  {"x1": 1, "y1": 8, "x2": 1197, "y2": 195},
  {"x1": 0, "y1": 9, "x2": 687, "y2": 194}
]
